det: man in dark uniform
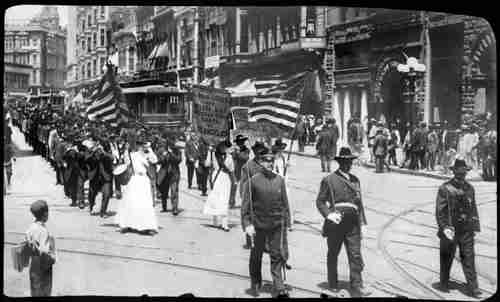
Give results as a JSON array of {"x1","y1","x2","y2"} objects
[
  {"x1": 86, "y1": 143, "x2": 114, "y2": 217},
  {"x1": 230, "y1": 134, "x2": 250, "y2": 208},
  {"x1": 316, "y1": 119, "x2": 338, "y2": 173},
  {"x1": 435, "y1": 158, "x2": 482, "y2": 298},
  {"x1": 373, "y1": 128, "x2": 389, "y2": 173},
  {"x1": 196, "y1": 136, "x2": 211, "y2": 196},
  {"x1": 241, "y1": 148, "x2": 291, "y2": 298},
  {"x1": 240, "y1": 141, "x2": 267, "y2": 249},
  {"x1": 316, "y1": 147, "x2": 371, "y2": 297},
  {"x1": 184, "y1": 131, "x2": 199, "y2": 189},
  {"x1": 157, "y1": 137, "x2": 182, "y2": 215}
]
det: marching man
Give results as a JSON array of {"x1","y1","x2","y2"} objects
[
  {"x1": 435, "y1": 158, "x2": 482, "y2": 298},
  {"x1": 316, "y1": 147, "x2": 371, "y2": 297},
  {"x1": 241, "y1": 146, "x2": 291, "y2": 298}
]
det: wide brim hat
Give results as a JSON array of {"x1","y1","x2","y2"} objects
[
  {"x1": 251, "y1": 141, "x2": 267, "y2": 155},
  {"x1": 449, "y1": 158, "x2": 472, "y2": 172},
  {"x1": 233, "y1": 134, "x2": 248, "y2": 144},
  {"x1": 326, "y1": 118, "x2": 335, "y2": 125},
  {"x1": 334, "y1": 147, "x2": 359, "y2": 161},
  {"x1": 272, "y1": 139, "x2": 287, "y2": 153}
]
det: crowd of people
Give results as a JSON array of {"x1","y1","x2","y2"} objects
[{"x1": 4, "y1": 101, "x2": 492, "y2": 298}]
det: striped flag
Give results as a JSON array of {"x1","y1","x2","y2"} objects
[
  {"x1": 249, "y1": 71, "x2": 308, "y2": 129},
  {"x1": 86, "y1": 63, "x2": 132, "y2": 125}
]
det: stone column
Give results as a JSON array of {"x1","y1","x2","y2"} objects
[
  {"x1": 423, "y1": 23, "x2": 432, "y2": 124},
  {"x1": 360, "y1": 88, "x2": 368, "y2": 147},
  {"x1": 333, "y1": 90, "x2": 342, "y2": 152},
  {"x1": 342, "y1": 89, "x2": 351, "y2": 147},
  {"x1": 276, "y1": 16, "x2": 281, "y2": 47},
  {"x1": 193, "y1": 7, "x2": 199, "y2": 84},
  {"x1": 300, "y1": 6, "x2": 307, "y2": 38},
  {"x1": 235, "y1": 8, "x2": 241, "y2": 53}
]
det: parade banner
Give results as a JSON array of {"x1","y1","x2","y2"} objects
[{"x1": 192, "y1": 85, "x2": 231, "y2": 145}]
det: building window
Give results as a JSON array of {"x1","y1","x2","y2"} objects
[
  {"x1": 94, "y1": 8, "x2": 98, "y2": 24},
  {"x1": 88, "y1": 14, "x2": 92, "y2": 27},
  {"x1": 100, "y1": 29, "x2": 105, "y2": 46},
  {"x1": 87, "y1": 37, "x2": 91, "y2": 52},
  {"x1": 157, "y1": 96, "x2": 167, "y2": 114},
  {"x1": 100, "y1": 6, "x2": 105, "y2": 17},
  {"x1": 93, "y1": 32, "x2": 97, "y2": 49},
  {"x1": 82, "y1": 65, "x2": 85, "y2": 79},
  {"x1": 128, "y1": 47, "x2": 135, "y2": 72},
  {"x1": 93, "y1": 59, "x2": 97, "y2": 77},
  {"x1": 100, "y1": 57, "x2": 106, "y2": 74},
  {"x1": 87, "y1": 62, "x2": 91, "y2": 78}
]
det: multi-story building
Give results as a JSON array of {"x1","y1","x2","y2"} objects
[
  {"x1": 109, "y1": 7, "x2": 138, "y2": 81},
  {"x1": 325, "y1": 8, "x2": 496, "y2": 129},
  {"x1": 4, "y1": 6, "x2": 66, "y2": 96},
  {"x1": 65, "y1": 6, "x2": 111, "y2": 98}
]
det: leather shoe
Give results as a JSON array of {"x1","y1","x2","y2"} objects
[
  {"x1": 469, "y1": 289, "x2": 482, "y2": 298},
  {"x1": 436, "y1": 282, "x2": 450, "y2": 293},
  {"x1": 276, "y1": 290, "x2": 290, "y2": 298},
  {"x1": 250, "y1": 282, "x2": 262, "y2": 297},
  {"x1": 173, "y1": 209, "x2": 179, "y2": 216},
  {"x1": 351, "y1": 286, "x2": 371, "y2": 297}
]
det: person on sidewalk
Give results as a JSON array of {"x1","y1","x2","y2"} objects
[
  {"x1": 315, "y1": 147, "x2": 371, "y2": 297},
  {"x1": 204, "y1": 140, "x2": 234, "y2": 232},
  {"x1": 387, "y1": 123, "x2": 400, "y2": 166},
  {"x1": 240, "y1": 142, "x2": 267, "y2": 249},
  {"x1": 316, "y1": 118, "x2": 338, "y2": 173},
  {"x1": 435, "y1": 158, "x2": 482, "y2": 298},
  {"x1": 3, "y1": 140, "x2": 16, "y2": 194},
  {"x1": 184, "y1": 131, "x2": 200, "y2": 189},
  {"x1": 241, "y1": 149, "x2": 291, "y2": 298},
  {"x1": 373, "y1": 128, "x2": 389, "y2": 173},
  {"x1": 196, "y1": 136, "x2": 211, "y2": 197},
  {"x1": 296, "y1": 115, "x2": 308, "y2": 153},
  {"x1": 426, "y1": 126, "x2": 439, "y2": 171},
  {"x1": 157, "y1": 137, "x2": 182, "y2": 215},
  {"x1": 25, "y1": 200, "x2": 56, "y2": 297}
]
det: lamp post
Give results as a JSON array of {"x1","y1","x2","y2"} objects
[{"x1": 397, "y1": 56, "x2": 426, "y2": 126}]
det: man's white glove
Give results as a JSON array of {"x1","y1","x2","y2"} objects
[
  {"x1": 327, "y1": 212, "x2": 342, "y2": 224},
  {"x1": 245, "y1": 225, "x2": 256, "y2": 237},
  {"x1": 443, "y1": 227, "x2": 455, "y2": 241}
]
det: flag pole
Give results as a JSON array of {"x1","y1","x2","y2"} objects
[{"x1": 283, "y1": 74, "x2": 307, "y2": 177}]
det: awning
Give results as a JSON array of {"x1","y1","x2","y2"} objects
[
  {"x1": 122, "y1": 85, "x2": 186, "y2": 94},
  {"x1": 226, "y1": 78, "x2": 257, "y2": 98},
  {"x1": 156, "y1": 41, "x2": 169, "y2": 58},
  {"x1": 148, "y1": 45, "x2": 159, "y2": 60}
]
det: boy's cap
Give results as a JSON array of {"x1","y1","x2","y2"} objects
[{"x1": 30, "y1": 200, "x2": 48, "y2": 217}]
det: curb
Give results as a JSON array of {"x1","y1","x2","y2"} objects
[{"x1": 360, "y1": 162, "x2": 486, "y2": 182}]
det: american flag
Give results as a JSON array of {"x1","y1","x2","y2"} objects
[
  {"x1": 249, "y1": 71, "x2": 309, "y2": 129},
  {"x1": 86, "y1": 63, "x2": 131, "y2": 125}
]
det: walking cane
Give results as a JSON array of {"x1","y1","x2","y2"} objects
[{"x1": 247, "y1": 167, "x2": 255, "y2": 248}]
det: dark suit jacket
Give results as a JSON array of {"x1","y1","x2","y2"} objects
[
  {"x1": 63, "y1": 150, "x2": 86, "y2": 181},
  {"x1": 184, "y1": 138, "x2": 200, "y2": 163},
  {"x1": 86, "y1": 152, "x2": 114, "y2": 183},
  {"x1": 232, "y1": 146, "x2": 250, "y2": 181},
  {"x1": 316, "y1": 128, "x2": 337, "y2": 157},
  {"x1": 157, "y1": 146, "x2": 182, "y2": 185}
]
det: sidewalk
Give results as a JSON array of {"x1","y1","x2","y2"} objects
[{"x1": 177, "y1": 139, "x2": 488, "y2": 182}]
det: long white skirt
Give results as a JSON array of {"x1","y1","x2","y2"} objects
[
  {"x1": 115, "y1": 174, "x2": 158, "y2": 231},
  {"x1": 203, "y1": 171, "x2": 231, "y2": 216}
]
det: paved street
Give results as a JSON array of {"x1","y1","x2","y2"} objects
[{"x1": 4, "y1": 124, "x2": 497, "y2": 299}]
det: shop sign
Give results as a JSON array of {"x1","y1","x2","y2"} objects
[{"x1": 204, "y1": 55, "x2": 220, "y2": 68}]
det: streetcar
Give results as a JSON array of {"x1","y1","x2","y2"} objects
[{"x1": 27, "y1": 92, "x2": 65, "y2": 112}]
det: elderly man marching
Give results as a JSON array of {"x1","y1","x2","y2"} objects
[
  {"x1": 316, "y1": 147, "x2": 371, "y2": 297},
  {"x1": 241, "y1": 147, "x2": 291, "y2": 298},
  {"x1": 435, "y1": 158, "x2": 482, "y2": 298}
]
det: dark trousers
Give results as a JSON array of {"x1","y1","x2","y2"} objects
[
  {"x1": 320, "y1": 155, "x2": 332, "y2": 172},
  {"x1": 325, "y1": 211, "x2": 364, "y2": 289},
  {"x1": 426, "y1": 151, "x2": 436, "y2": 170},
  {"x1": 114, "y1": 176, "x2": 122, "y2": 195},
  {"x1": 55, "y1": 165, "x2": 64, "y2": 185},
  {"x1": 88, "y1": 180, "x2": 112, "y2": 214},
  {"x1": 196, "y1": 166, "x2": 210, "y2": 194},
  {"x1": 409, "y1": 151, "x2": 419, "y2": 170},
  {"x1": 66, "y1": 175, "x2": 84, "y2": 205},
  {"x1": 229, "y1": 175, "x2": 237, "y2": 207},
  {"x1": 159, "y1": 177, "x2": 179, "y2": 211},
  {"x1": 29, "y1": 257, "x2": 53, "y2": 297},
  {"x1": 375, "y1": 155, "x2": 385, "y2": 173},
  {"x1": 186, "y1": 161, "x2": 196, "y2": 188},
  {"x1": 250, "y1": 226, "x2": 287, "y2": 292},
  {"x1": 482, "y1": 158, "x2": 496, "y2": 180},
  {"x1": 298, "y1": 135, "x2": 307, "y2": 152},
  {"x1": 439, "y1": 231, "x2": 478, "y2": 291},
  {"x1": 388, "y1": 149, "x2": 397, "y2": 166}
]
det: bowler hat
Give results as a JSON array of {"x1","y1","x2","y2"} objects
[
  {"x1": 233, "y1": 134, "x2": 248, "y2": 144},
  {"x1": 449, "y1": 158, "x2": 472, "y2": 172},
  {"x1": 251, "y1": 141, "x2": 269, "y2": 157},
  {"x1": 334, "y1": 147, "x2": 358, "y2": 161}
]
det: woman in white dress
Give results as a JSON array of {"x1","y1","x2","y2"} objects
[
  {"x1": 271, "y1": 139, "x2": 294, "y2": 231},
  {"x1": 203, "y1": 140, "x2": 233, "y2": 232},
  {"x1": 115, "y1": 139, "x2": 159, "y2": 234}
]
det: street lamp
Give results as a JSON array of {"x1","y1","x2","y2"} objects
[{"x1": 397, "y1": 56, "x2": 426, "y2": 126}]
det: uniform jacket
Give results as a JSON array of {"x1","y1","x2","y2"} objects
[
  {"x1": 239, "y1": 158, "x2": 263, "y2": 191},
  {"x1": 241, "y1": 171, "x2": 291, "y2": 230},
  {"x1": 157, "y1": 146, "x2": 182, "y2": 185},
  {"x1": 435, "y1": 178, "x2": 480, "y2": 235},
  {"x1": 232, "y1": 146, "x2": 250, "y2": 181},
  {"x1": 86, "y1": 151, "x2": 114, "y2": 183},
  {"x1": 316, "y1": 170, "x2": 368, "y2": 226},
  {"x1": 63, "y1": 150, "x2": 86, "y2": 180},
  {"x1": 197, "y1": 138, "x2": 210, "y2": 169},
  {"x1": 54, "y1": 140, "x2": 67, "y2": 166}
]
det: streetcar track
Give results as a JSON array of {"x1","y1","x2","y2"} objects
[
  {"x1": 3, "y1": 240, "x2": 331, "y2": 297},
  {"x1": 388, "y1": 239, "x2": 497, "y2": 260},
  {"x1": 395, "y1": 257, "x2": 495, "y2": 295}
]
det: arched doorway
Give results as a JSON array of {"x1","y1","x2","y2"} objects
[{"x1": 380, "y1": 68, "x2": 404, "y2": 125}]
